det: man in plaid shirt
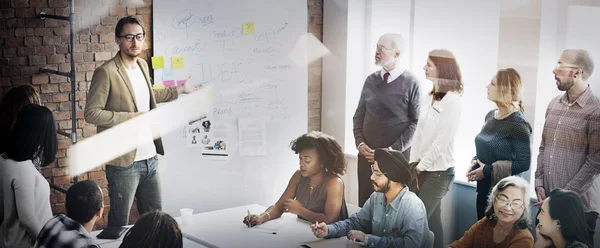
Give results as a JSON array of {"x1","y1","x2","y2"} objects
[
  {"x1": 535, "y1": 49, "x2": 600, "y2": 212},
  {"x1": 34, "y1": 181, "x2": 103, "y2": 248}
]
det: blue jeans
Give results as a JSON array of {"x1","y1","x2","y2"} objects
[
  {"x1": 105, "y1": 156, "x2": 162, "y2": 227},
  {"x1": 417, "y1": 167, "x2": 455, "y2": 248}
]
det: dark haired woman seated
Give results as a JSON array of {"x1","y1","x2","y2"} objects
[
  {"x1": 120, "y1": 210, "x2": 182, "y2": 248},
  {"x1": 535, "y1": 189, "x2": 595, "y2": 248},
  {"x1": 244, "y1": 131, "x2": 348, "y2": 226}
]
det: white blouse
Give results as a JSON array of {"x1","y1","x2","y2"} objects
[{"x1": 410, "y1": 92, "x2": 462, "y2": 171}]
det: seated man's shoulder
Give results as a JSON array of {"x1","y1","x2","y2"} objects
[{"x1": 403, "y1": 191, "x2": 427, "y2": 210}]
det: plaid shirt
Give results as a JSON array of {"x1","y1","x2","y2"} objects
[
  {"x1": 535, "y1": 86, "x2": 600, "y2": 211},
  {"x1": 34, "y1": 215, "x2": 100, "y2": 248}
]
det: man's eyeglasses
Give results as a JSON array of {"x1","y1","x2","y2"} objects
[
  {"x1": 495, "y1": 196, "x2": 524, "y2": 209},
  {"x1": 374, "y1": 44, "x2": 394, "y2": 52},
  {"x1": 119, "y1": 33, "x2": 144, "y2": 42},
  {"x1": 370, "y1": 164, "x2": 386, "y2": 177},
  {"x1": 555, "y1": 63, "x2": 580, "y2": 71}
]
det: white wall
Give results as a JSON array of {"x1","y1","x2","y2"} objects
[
  {"x1": 322, "y1": 0, "x2": 351, "y2": 149},
  {"x1": 565, "y1": 5, "x2": 600, "y2": 93}
]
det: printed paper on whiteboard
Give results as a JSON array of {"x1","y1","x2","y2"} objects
[
  {"x1": 238, "y1": 117, "x2": 266, "y2": 156},
  {"x1": 201, "y1": 125, "x2": 230, "y2": 160}
]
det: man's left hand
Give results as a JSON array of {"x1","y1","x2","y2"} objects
[
  {"x1": 346, "y1": 230, "x2": 366, "y2": 243},
  {"x1": 177, "y1": 76, "x2": 202, "y2": 94}
]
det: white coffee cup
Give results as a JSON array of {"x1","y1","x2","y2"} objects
[{"x1": 180, "y1": 208, "x2": 194, "y2": 226}]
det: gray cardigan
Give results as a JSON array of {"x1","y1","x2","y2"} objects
[
  {"x1": 0, "y1": 155, "x2": 53, "y2": 248},
  {"x1": 353, "y1": 70, "x2": 421, "y2": 151}
]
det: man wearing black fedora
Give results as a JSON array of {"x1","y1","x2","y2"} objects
[{"x1": 311, "y1": 148, "x2": 430, "y2": 247}]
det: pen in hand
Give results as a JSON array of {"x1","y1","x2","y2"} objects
[{"x1": 247, "y1": 210, "x2": 252, "y2": 228}]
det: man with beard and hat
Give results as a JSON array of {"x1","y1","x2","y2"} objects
[
  {"x1": 535, "y1": 49, "x2": 600, "y2": 213},
  {"x1": 311, "y1": 149, "x2": 430, "y2": 248}
]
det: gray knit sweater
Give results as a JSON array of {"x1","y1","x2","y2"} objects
[{"x1": 353, "y1": 70, "x2": 421, "y2": 151}]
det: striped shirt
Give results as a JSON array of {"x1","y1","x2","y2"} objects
[{"x1": 535, "y1": 86, "x2": 600, "y2": 211}]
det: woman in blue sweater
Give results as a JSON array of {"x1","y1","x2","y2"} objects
[{"x1": 467, "y1": 68, "x2": 532, "y2": 219}]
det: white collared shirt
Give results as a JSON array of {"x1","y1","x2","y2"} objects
[
  {"x1": 380, "y1": 66, "x2": 406, "y2": 83},
  {"x1": 410, "y1": 92, "x2": 462, "y2": 171}
]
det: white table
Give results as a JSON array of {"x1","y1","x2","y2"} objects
[
  {"x1": 91, "y1": 225, "x2": 207, "y2": 247},
  {"x1": 178, "y1": 204, "x2": 321, "y2": 248}
]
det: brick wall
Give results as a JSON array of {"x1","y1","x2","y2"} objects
[{"x1": 0, "y1": 0, "x2": 322, "y2": 229}]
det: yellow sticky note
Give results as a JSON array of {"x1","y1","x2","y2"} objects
[
  {"x1": 152, "y1": 84, "x2": 165, "y2": 89},
  {"x1": 172, "y1": 56, "x2": 185, "y2": 69},
  {"x1": 243, "y1": 22, "x2": 255, "y2": 34},
  {"x1": 151, "y1": 56, "x2": 164, "y2": 69}
]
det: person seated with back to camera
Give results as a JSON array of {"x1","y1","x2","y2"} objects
[
  {"x1": 119, "y1": 210, "x2": 183, "y2": 248},
  {"x1": 35, "y1": 180, "x2": 104, "y2": 248},
  {"x1": 243, "y1": 131, "x2": 349, "y2": 226}
]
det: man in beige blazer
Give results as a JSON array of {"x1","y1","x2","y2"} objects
[{"x1": 85, "y1": 16, "x2": 196, "y2": 227}]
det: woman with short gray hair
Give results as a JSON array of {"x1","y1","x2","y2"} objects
[{"x1": 447, "y1": 176, "x2": 533, "y2": 247}]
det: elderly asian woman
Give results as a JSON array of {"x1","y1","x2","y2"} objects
[{"x1": 448, "y1": 176, "x2": 534, "y2": 248}]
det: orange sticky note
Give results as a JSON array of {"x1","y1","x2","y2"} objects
[
  {"x1": 243, "y1": 22, "x2": 255, "y2": 34},
  {"x1": 172, "y1": 56, "x2": 184, "y2": 68}
]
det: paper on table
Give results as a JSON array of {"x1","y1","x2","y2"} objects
[
  {"x1": 238, "y1": 117, "x2": 266, "y2": 156},
  {"x1": 248, "y1": 219, "x2": 282, "y2": 234},
  {"x1": 302, "y1": 238, "x2": 364, "y2": 248}
]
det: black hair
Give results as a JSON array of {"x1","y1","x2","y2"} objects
[
  {"x1": 5, "y1": 104, "x2": 57, "y2": 167},
  {"x1": 547, "y1": 189, "x2": 593, "y2": 248},
  {"x1": 66, "y1": 180, "x2": 103, "y2": 224},
  {"x1": 115, "y1": 15, "x2": 145, "y2": 38},
  {"x1": 290, "y1": 131, "x2": 347, "y2": 176},
  {"x1": 0, "y1": 85, "x2": 41, "y2": 154},
  {"x1": 119, "y1": 210, "x2": 183, "y2": 248}
]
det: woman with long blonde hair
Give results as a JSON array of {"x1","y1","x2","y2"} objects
[{"x1": 467, "y1": 68, "x2": 532, "y2": 220}]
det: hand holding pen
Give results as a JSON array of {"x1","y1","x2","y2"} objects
[
  {"x1": 310, "y1": 221, "x2": 328, "y2": 238},
  {"x1": 243, "y1": 210, "x2": 265, "y2": 227}
]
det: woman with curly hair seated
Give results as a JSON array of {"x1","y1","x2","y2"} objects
[{"x1": 243, "y1": 131, "x2": 348, "y2": 226}]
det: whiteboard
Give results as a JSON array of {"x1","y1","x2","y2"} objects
[{"x1": 152, "y1": 0, "x2": 308, "y2": 215}]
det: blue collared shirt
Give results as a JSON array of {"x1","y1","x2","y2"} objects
[{"x1": 326, "y1": 187, "x2": 429, "y2": 247}]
